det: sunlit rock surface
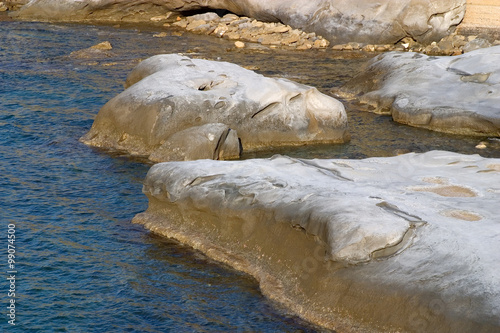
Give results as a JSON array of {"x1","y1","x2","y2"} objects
[
  {"x1": 148, "y1": 123, "x2": 241, "y2": 162},
  {"x1": 335, "y1": 46, "x2": 500, "y2": 136},
  {"x1": 12, "y1": 0, "x2": 465, "y2": 44},
  {"x1": 134, "y1": 151, "x2": 500, "y2": 332},
  {"x1": 80, "y1": 54, "x2": 348, "y2": 161}
]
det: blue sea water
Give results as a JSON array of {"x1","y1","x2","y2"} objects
[{"x1": 0, "y1": 21, "x2": 325, "y2": 332}]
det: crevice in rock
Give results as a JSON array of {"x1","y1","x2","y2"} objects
[
  {"x1": 370, "y1": 223, "x2": 417, "y2": 259},
  {"x1": 371, "y1": 201, "x2": 426, "y2": 259},
  {"x1": 186, "y1": 174, "x2": 221, "y2": 187},
  {"x1": 213, "y1": 128, "x2": 231, "y2": 160},
  {"x1": 377, "y1": 202, "x2": 424, "y2": 223},
  {"x1": 296, "y1": 158, "x2": 353, "y2": 181},
  {"x1": 251, "y1": 102, "x2": 280, "y2": 118}
]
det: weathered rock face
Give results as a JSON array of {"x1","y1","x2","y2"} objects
[
  {"x1": 334, "y1": 45, "x2": 500, "y2": 136},
  {"x1": 80, "y1": 54, "x2": 348, "y2": 161},
  {"x1": 134, "y1": 151, "x2": 500, "y2": 332},
  {"x1": 234, "y1": 0, "x2": 467, "y2": 45},
  {"x1": 148, "y1": 123, "x2": 241, "y2": 162},
  {"x1": 12, "y1": 0, "x2": 465, "y2": 44}
]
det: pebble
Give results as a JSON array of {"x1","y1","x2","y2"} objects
[
  {"x1": 169, "y1": 13, "x2": 329, "y2": 51},
  {"x1": 150, "y1": 14, "x2": 170, "y2": 22},
  {"x1": 234, "y1": 41, "x2": 245, "y2": 48},
  {"x1": 475, "y1": 142, "x2": 488, "y2": 149},
  {"x1": 166, "y1": 12, "x2": 494, "y2": 55}
]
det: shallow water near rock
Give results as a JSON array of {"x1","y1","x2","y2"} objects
[{"x1": 1, "y1": 18, "x2": 499, "y2": 331}]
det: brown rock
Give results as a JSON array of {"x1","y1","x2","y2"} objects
[
  {"x1": 91, "y1": 41, "x2": 112, "y2": 50},
  {"x1": 234, "y1": 41, "x2": 246, "y2": 48},
  {"x1": 225, "y1": 32, "x2": 241, "y2": 40},
  {"x1": 172, "y1": 20, "x2": 188, "y2": 28},
  {"x1": 185, "y1": 19, "x2": 206, "y2": 31}
]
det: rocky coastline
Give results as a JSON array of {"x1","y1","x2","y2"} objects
[
  {"x1": 3, "y1": 0, "x2": 499, "y2": 55},
  {"x1": 6, "y1": 1, "x2": 500, "y2": 332}
]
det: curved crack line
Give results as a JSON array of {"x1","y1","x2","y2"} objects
[{"x1": 370, "y1": 201, "x2": 427, "y2": 259}]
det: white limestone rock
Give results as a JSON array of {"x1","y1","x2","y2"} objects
[
  {"x1": 80, "y1": 54, "x2": 348, "y2": 160},
  {"x1": 13, "y1": 0, "x2": 465, "y2": 45},
  {"x1": 335, "y1": 46, "x2": 500, "y2": 136},
  {"x1": 148, "y1": 123, "x2": 241, "y2": 162},
  {"x1": 134, "y1": 151, "x2": 500, "y2": 332}
]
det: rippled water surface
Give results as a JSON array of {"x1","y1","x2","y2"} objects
[{"x1": 1, "y1": 15, "x2": 499, "y2": 333}]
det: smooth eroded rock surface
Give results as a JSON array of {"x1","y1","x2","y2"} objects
[
  {"x1": 334, "y1": 45, "x2": 500, "y2": 136},
  {"x1": 13, "y1": 0, "x2": 465, "y2": 44},
  {"x1": 134, "y1": 151, "x2": 500, "y2": 332},
  {"x1": 80, "y1": 54, "x2": 348, "y2": 160},
  {"x1": 148, "y1": 123, "x2": 241, "y2": 162}
]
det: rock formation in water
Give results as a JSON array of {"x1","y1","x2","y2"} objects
[
  {"x1": 80, "y1": 54, "x2": 348, "y2": 161},
  {"x1": 334, "y1": 45, "x2": 500, "y2": 136},
  {"x1": 133, "y1": 151, "x2": 500, "y2": 332},
  {"x1": 12, "y1": 0, "x2": 466, "y2": 45},
  {"x1": 69, "y1": 41, "x2": 115, "y2": 59}
]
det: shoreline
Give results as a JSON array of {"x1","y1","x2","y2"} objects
[{"x1": 4, "y1": 3, "x2": 500, "y2": 56}]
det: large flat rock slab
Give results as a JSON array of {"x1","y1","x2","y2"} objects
[
  {"x1": 80, "y1": 54, "x2": 348, "y2": 161},
  {"x1": 334, "y1": 46, "x2": 500, "y2": 136},
  {"x1": 12, "y1": 0, "x2": 465, "y2": 45},
  {"x1": 134, "y1": 151, "x2": 500, "y2": 332}
]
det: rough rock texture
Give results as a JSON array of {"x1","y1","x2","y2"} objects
[
  {"x1": 69, "y1": 41, "x2": 115, "y2": 59},
  {"x1": 80, "y1": 54, "x2": 348, "y2": 160},
  {"x1": 2, "y1": 0, "x2": 27, "y2": 11},
  {"x1": 334, "y1": 46, "x2": 500, "y2": 136},
  {"x1": 457, "y1": 0, "x2": 500, "y2": 40},
  {"x1": 133, "y1": 151, "x2": 500, "y2": 332},
  {"x1": 12, "y1": 0, "x2": 465, "y2": 44}
]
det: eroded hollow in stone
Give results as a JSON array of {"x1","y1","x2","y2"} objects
[
  {"x1": 412, "y1": 185, "x2": 477, "y2": 197},
  {"x1": 440, "y1": 209, "x2": 482, "y2": 221}
]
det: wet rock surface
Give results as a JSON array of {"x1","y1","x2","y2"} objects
[
  {"x1": 134, "y1": 150, "x2": 500, "y2": 332},
  {"x1": 80, "y1": 54, "x2": 348, "y2": 161},
  {"x1": 69, "y1": 41, "x2": 115, "y2": 59},
  {"x1": 334, "y1": 45, "x2": 500, "y2": 136}
]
